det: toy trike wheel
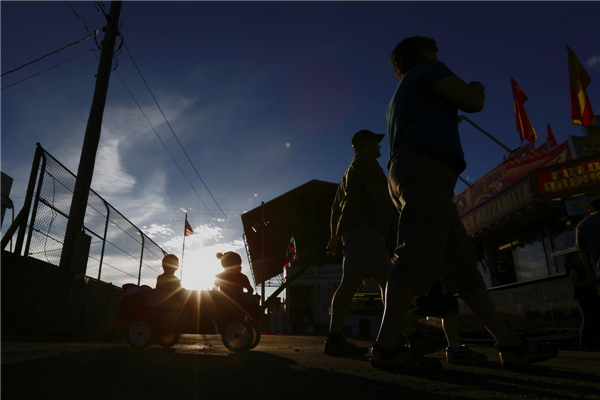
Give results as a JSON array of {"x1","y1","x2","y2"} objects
[
  {"x1": 157, "y1": 333, "x2": 181, "y2": 348},
  {"x1": 222, "y1": 320, "x2": 254, "y2": 352},
  {"x1": 127, "y1": 320, "x2": 154, "y2": 349},
  {"x1": 248, "y1": 325, "x2": 261, "y2": 350}
]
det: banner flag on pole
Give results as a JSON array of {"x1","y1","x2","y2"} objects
[
  {"x1": 511, "y1": 78, "x2": 537, "y2": 143},
  {"x1": 567, "y1": 45, "x2": 597, "y2": 126},
  {"x1": 284, "y1": 234, "x2": 297, "y2": 268},
  {"x1": 185, "y1": 219, "x2": 193, "y2": 237},
  {"x1": 546, "y1": 123, "x2": 557, "y2": 148}
]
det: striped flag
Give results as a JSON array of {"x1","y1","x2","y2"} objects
[
  {"x1": 284, "y1": 235, "x2": 297, "y2": 267},
  {"x1": 184, "y1": 219, "x2": 193, "y2": 237},
  {"x1": 567, "y1": 45, "x2": 597, "y2": 126},
  {"x1": 511, "y1": 78, "x2": 537, "y2": 143}
]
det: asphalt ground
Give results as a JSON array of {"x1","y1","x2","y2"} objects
[{"x1": 2, "y1": 333, "x2": 599, "y2": 400}]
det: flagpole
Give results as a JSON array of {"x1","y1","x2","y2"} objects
[
  {"x1": 510, "y1": 78, "x2": 524, "y2": 148},
  {"x1": 459, "y1": 115, "x2": 514, "y2": 153},
  {"x1": 181, "y1": 213, "x2": 187, "y2": 280}
]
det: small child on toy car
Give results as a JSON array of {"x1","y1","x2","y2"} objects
[
  {"x1": 156, "y1": 254, "x2": 183, "y2": 294},
  {"x1": 214, "y1": 251, "x2": 254, "y2": 298}
]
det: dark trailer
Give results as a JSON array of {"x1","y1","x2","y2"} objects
[{"x1": 454, "y1": 125, "x2": 600, "y2": 334}]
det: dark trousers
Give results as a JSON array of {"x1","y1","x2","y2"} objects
[
  {"x1": 387, "y1": 152, "x2": 484, "y2": 295},
  {"x1": 577, "y1": 294, "x2": 600, "y2": 348}
]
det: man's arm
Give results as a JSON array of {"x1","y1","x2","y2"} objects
[
  {"x1": 569, "y1": 268, "x2": 597, "y2": 288},
  {"x1": 430, "y1": 75, "x2": 485, "y2": 113},
  {"x1": 578, "y1": 248, "x2": 595, "y2": 276},
  {"x1": 243, "y1": 275, "x2": 254, "y2": 294},
  {"x1": 327, "y1": 188, "x2": 342, "y2": 255}
]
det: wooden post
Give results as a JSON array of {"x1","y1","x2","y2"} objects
[{"x1": 59, "y1": 1, "x2": 123, "y2": 274}]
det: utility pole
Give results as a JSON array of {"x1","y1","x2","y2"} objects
[{"x1": 59, "y1": 1, "x2": 122, "y2": 274}]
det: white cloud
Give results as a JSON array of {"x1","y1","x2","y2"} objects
[
  {"x1": 142, "y1": 223, "x2": 175, "y2": 238},
  {"x1": 93, "y1": 137, "x2": 137, "y2": 195},
  {"x1": 586, "y1": 54, "x2": 600, "y2": 70},
  {"x1": 160, "y1": 223, "x2": 243, "y2": 256}
]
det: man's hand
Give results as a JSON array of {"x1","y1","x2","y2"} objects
[
  {"x1": 326, "y1": 236, "x2": 338, "y2": 255},
  {"x1": 469, "y1": 81, "x2": 485, "y2": 92},
  {"x1": 430, "y1": 75, "x2": 485, "y2": 113}
]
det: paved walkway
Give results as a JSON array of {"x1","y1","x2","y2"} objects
[{"x1": 2, "y1": 334, "x2": 599, "y2": 400}]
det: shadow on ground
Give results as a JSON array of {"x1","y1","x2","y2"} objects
[{"x1": 3, "y1": 343, "x2": 599, "y2": 400}]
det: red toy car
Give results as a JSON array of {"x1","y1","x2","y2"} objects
[{"x1": 114, "y1": 284, "x2": 261, "y2": 352}]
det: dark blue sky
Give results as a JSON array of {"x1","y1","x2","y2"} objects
[{"x1": 2, "y1": 1, "x2": 599, "y2": 288}]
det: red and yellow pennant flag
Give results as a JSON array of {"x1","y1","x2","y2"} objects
[
  {"x1": 567, "y1": 45, "x2": 597, "y2": 126},
  {"x1": 511, "y1": 78, "x2": 537, "y2": 143},
  {"x1": 546, "y1": 123, "x2": 557, "y2": 147}
]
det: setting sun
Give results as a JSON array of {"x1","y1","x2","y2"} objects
[{"x1": 179, "y1": 250, "x2": 225, "y2": 290}]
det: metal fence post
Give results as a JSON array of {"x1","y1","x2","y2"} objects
[
  {"x1": 98, "y1": 200, "x2": 110, "y2": 281},
  {"x1": 14, "y1": 144, "x2": 43, "y2": 255},
  {"x1": 23, "y1": 151, "x2": 47, "y2": 258},
  {"x1": 137, "y1": 230, "x2": 145, "y2": 286}
]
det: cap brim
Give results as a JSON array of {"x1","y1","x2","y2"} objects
[{"x1": 374, "y1": 133, "x2": 386, "y2": 143}]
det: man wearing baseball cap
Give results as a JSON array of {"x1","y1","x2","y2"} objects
[{"x1": 324, "y1": 129, "x2": 397, "y2": 357}]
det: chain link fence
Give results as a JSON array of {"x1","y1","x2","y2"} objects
[{"x1": 24, "y1": 145, "x2": 166, "y2": 287}]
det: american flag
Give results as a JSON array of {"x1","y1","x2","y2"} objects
[{"x1": 185, "y1": 219, "x2": 193, "y2": 237}]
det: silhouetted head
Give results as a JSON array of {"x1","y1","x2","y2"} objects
[
  {"x1": 162, "y1": 254, "x2": 179, "y2": 274},
  {"x1": 216, "y1": 251, "x2": 242, "y2": 272},
  {"x1": 391, "y1": 36, "x2": 438, "y2": 79},
  {"x1": 589, "y1": 199, "x2": 600, "y2": 214},
  {"x1": 351, "y1": 129, "x2": 385, "y2": 158}
]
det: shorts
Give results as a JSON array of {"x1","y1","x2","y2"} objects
[
  {"x1": 387, "y1": 152, "x2": 485, "y2": 296},
  {"x1": 342, "y1": 228, "x2": 393, "y2": 277}
]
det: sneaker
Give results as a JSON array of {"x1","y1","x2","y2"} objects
[
  {"x1": 495, "y1": 339, "x2": 558, "y2": 370},
  {"x1": 407, "y1": 331, "x2": 447, "y2": 356},
  {"x1": 446, "y1": 344, "x2": 488, "y2": 365},
  {"x1": 370, "y1": 342, "x2": 442, "y2": 371},
  {"x1": 323, "y1": 334, "x2": 369, "y2": 357}
]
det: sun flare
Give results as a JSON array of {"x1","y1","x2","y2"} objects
[{"x1": 179, "y1": 250, "x2": 224, "y2": 290}]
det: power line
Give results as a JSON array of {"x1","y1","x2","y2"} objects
[
  {"x1": 62, "y1": 3, "x2": 237, "y2": 233},
  {"x1": 1, "y1": 48, "x2": 95, "y2": 91},
  {"x1": 121, "y1": 41, "x2": 239, "y2": 234},
  {"x1": 114, "y1": 70, "x2": 218, "y2": 220},
  {"x1": 1, "y1": 32, "x2": 97, "y2": 77},
  {"x1": 64, "y1": 0, "x2": 102, "y2": 57}
]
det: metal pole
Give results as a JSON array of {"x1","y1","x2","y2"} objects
[
  {"x1": 261, "y1": 201, "x2": 265, "y2": 306},
  {"x1": 13, "y1": 144, "x2": 43, "y2": 255},
  {"x1": 460, "y1": 115, "x2": 514, "y2": 153},
  {"x1": 59, "y1": 1, "x2": 122, "y2": 274},
  {"x1": 97, "y1": 201, "x2": 110, "y2": 281},
  {"x1": 137, "y1": 229, "x2": 145, "y2": 286},
  {"x1": 181, "y1": 213, "x2": 187, "y2": 280},
  {"x1": 23, "y1": 152, "x2": 47, "y2": 259}
]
